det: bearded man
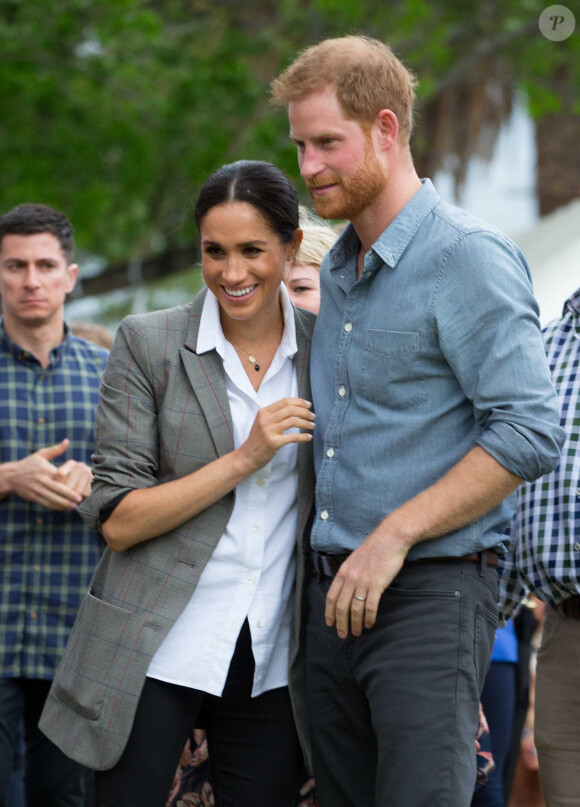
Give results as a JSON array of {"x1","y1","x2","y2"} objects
[{"x1": 272, "y1": 36, "x2": 565, "y2": 807}]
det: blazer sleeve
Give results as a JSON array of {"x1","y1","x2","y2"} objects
[{"x1": 78, "y1": 315, "x2": 161, "y2": 531}]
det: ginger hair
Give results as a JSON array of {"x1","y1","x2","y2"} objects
[{"x1": 271, "y1": 35, "x2": 417, "y2": 144}]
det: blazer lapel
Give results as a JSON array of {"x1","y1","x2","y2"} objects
[
  {"x1": 293, "y1": 307, "x2": 315, "y2": 535},
  {"x1": 179, "y1": 290, "x2": 235, "y2": 458},
  {"x1": 177, "y1": 294, "x2": 313, "y2": 470},
  {"x1": 294, "y1": 309, "x2": 313, "y2": 403}
]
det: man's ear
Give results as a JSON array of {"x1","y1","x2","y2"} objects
[
  {"x1": 375, "y1": 109, "x2": 399, "y2": 151},
  {"x1": 65, "y1": 263, "x2": 79, "y2": 295}
]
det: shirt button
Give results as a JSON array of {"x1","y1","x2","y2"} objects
[
  {"x1": 256, "y1": 619, "x2": 263, "y2": 628},
  {"x1": 256, "y1": 478, "x2": 265, "y2": 487},
  {"x1": 574, "y1": 543, "x2": 580, "y2": 552},
  {"x1": 36, "y1": 517, "x2": 43, "y2": 526},
  {"x1": 37, "y1": 417, "x2": 45, "y2": 424},
  {"x1": 247, "y1": 573, "x2": 255, "y2": 582},
  {"x1": 326, "y1": 447, "x2": 335, "y2": 458},
  {"x1": 338, "y1": 386, "x2": 346, "y2": 397},
  {"x1": 344, "y1": 322, "x2": 352, "y2": 333},
  {"x1": 320, "y1": 510, "x2": 329, "y2": 521},
  {"x1": 252, "y1": 525, "x2": 260, "y2": 533},
  {"x1": 30, "y1": 612, "x2": 37, "y2": 620}
]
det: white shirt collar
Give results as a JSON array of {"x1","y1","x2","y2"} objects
[{"x1": 196, "y1": 285, "x2": 298, "y2": 360}]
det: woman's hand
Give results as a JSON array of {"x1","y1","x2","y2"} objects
[
  {"x1": 101, "y1": 398, "x2": 314, "y2": 552},
  {"x1": 236, "y1": 398, "x2": 315, "y2": 474}
]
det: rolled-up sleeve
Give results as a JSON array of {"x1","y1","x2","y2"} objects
[
  {"x1": 78, "y1": 315, "x2": 160, "y2": 531},
  {"x1": 435, "y1": 230, "x2": 565, "y2": 481}
]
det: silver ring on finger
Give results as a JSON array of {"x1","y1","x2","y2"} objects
[{"x1": 353, "y1": 594, "x2": 367, "y2": 602}]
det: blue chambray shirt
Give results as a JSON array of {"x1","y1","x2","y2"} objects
[{"x1": 310, "y1": 179, "x2": 565, "y2": 559}]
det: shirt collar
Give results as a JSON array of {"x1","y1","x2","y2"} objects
[
  {"x1": 328, "y1": 178, "x2": 440, "y2": 272},
  {"x1": 563, "y1": 287, "x2": 580, "y2": 318},
  {"x1": 0, "y1": 318, "x2": 70, "y2": 366},
  {"x1": 196, "y1": 284, "x2": 298, "y2": 360}
]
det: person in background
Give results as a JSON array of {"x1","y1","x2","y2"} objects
[
  {"x1": 472, "y1": 620, "x2": 519, "y2": 806},
  {"x1": 272, "y1": 35, "x2": 565, "y2": 807},
  {"x1": 500, "y1": 286, "x2": 580, "y2": 807},
  {"x1": 286, "y1": 206, "x2": 338, "y2": 807},
  {"x1": 40, "y1": 161, "x2": 316, "y2": 807},
  {"x1": 0, "y1": 203, "x2": 108, "y2": 807},
  {"x1": 5, "y1": 321, "x2": 111, "y2": 807},
  {"x1": 507, "y1": 598, "x2": 546, "y2": 807},
  {"x1": 285, "y1": 207, "x2": 338, "y2": 314},
  {"x1": 70, "y1": 321, "x2": 114, "y2": 350}
]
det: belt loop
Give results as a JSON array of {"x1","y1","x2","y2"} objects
[{"x1": 479, "y1": 551, "x2": 486, "y2": 575}]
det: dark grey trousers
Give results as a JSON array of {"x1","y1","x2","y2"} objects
[
  {"x1": 0, "y1": 678, "x2": 88, "y2": 807},
  {"x1": 306, "y1": 557, "x2": 499, "y2": 807},
  {"x1": 535, "y1": 606, "x2": 580, "y2": 807}
]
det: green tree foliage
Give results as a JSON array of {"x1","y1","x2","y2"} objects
[{"x1": 0, "y1": 0, "x2": 577, "y2": 262}]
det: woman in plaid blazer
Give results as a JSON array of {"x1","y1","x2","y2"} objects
[{"x1": 40, "y1": 161, "x2": 316, "y2": 807}]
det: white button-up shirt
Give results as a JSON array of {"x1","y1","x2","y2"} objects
[{"x1": 147, "y1": 286, "x2": 299, "y2": 697}]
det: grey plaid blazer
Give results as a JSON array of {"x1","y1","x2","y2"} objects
[{"x1": 39, "y1": 289, "x2": 315, "y2": 771}]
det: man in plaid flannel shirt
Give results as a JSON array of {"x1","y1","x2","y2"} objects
[
  {"x1": 499, "y1": 287, "x2": 580, "y2": 807},
  {"x1": 0, "y1": 204, "x2": 108, "y2": 806}
]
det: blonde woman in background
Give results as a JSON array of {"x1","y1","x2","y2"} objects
[
  {"x1": 284, "y1": 207, "x2": 339, "y2": 315},
  {"x1": 70, "y1": 321, "x2": 114, "y2": 350},
  {"x1": 285, "y1": 207, "x2": 338, "y2": 807}
]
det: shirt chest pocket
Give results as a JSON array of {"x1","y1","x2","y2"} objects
[{"x1": 362, "y1": 329, "x2": 427, "y2": 409}]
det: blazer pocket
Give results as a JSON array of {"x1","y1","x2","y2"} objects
[
  {"x1": 362, "y1": 329, "x2": 427, "y2": 409},
  {"x1": 52, "y1": 591, "x2": 135, "y2": 722}
]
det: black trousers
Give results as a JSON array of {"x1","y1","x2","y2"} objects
[
  {"x1": 0, "y1": 678, "x2": 88, "y2": 807},
  {"x1": 306, "y1": 558, "x2": 499, "y2": 807},
  {"x1": 95, "y1": 620, "x2": 304, "y2": 807}
]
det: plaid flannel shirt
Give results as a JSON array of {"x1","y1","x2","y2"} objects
[
  {"x1": 0, "y1": 323, "x2": 108, "y2": 679},
  {"x1": 499, "y1": 288, "x2": 580, "y2": 620}
]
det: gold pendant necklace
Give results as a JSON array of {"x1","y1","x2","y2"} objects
[
  {"x1": 224, "y1": 323, "x2": 283, "y2": 372},
  {"x1": 225, "y1": 333, "x2": 261, "y2": 371}
]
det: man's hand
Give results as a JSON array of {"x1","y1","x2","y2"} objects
[
  {"x1": 1, "y1": 439, "x2": 85, "y2": 510},
  {"x1": 54, "y1": 459, "x2": 93, "y2": 498},
  {"x1": 325, "y1": 527, "x2": 409, "y2": 639},
  {"x1": 326, "y1": 446, "x2": 523, "y2": 639}
]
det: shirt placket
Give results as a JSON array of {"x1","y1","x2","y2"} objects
[
  {"x1": 245, "y1": 463, "x2": 268, "y2": 614},
  {"x1": 29, "y1": 364, "x2": 53, "y2": 651},
  {"x1": 313, "y1": 256, "x2": 374, "y2": 551}
]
